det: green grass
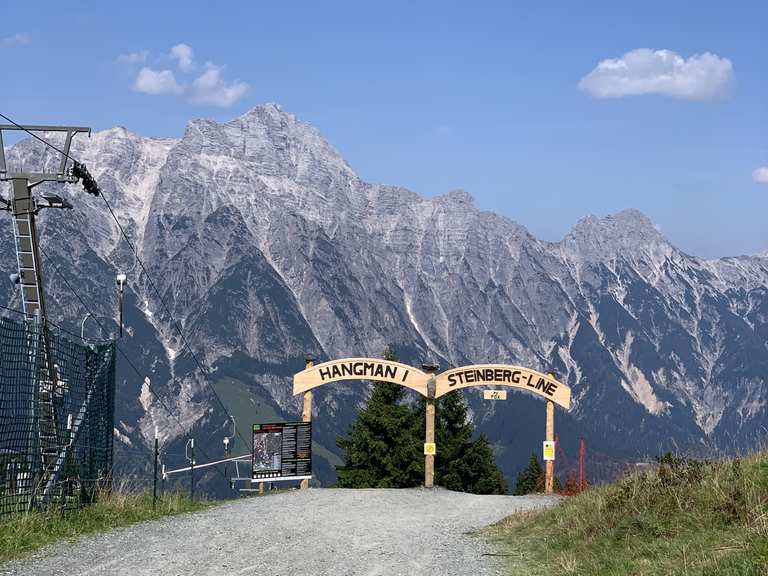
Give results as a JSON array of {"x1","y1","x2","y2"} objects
[
  {"x1": 0, "y1": 488, "x2": 212, "y2": 562},
  {"x1": 486, "y1": 452, "x2": 768, "y2": 575}
]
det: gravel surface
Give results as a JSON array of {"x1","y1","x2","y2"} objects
[{"x1": 0, "y1": 488, "x2": 559, "y2": 576}]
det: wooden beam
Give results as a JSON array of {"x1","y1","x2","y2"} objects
[
  {"x1": 425, "y1": 397, "x2": 435, "y2": 488},
  {"x1": 423, "y1": 364, "x2": 438, "y2": 488}
]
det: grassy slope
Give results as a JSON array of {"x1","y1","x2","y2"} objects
[
  {"x1": 0, "y1": 491, "x2": 211, "y2": 562},
  {"x1": 486, "y1": 453, "x2": 768, "y2": 575}
]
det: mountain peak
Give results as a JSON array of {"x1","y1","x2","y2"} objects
[
  {"x1": 436, "y1": 189, "x2": 474, "y2": 205},
  {"x1": 236, "y1": 102, "x2": 293, "y2": 123},
  {"x1": 568, "y1": 209, "x2": 662, "y2": 240},
  {"x1": 562, "y1": 208, "x2": 674, "y2": 266}
]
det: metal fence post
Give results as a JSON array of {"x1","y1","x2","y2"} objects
[
  {"x1": 152, "y1": 437, "x2": 158, "y2": 511},
  {"x1": 189, "y1": 438, "x2": 195, "y2": 501}
]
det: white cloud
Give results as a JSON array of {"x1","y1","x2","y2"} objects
[
  {"x1": 189, "y1": 64, "x2": 249, "y2": 107},
  {"x1": 753, "y1": 167, "x2": 768, "y2": 185},
  {"x1": 169, "y1": 43, "x2": 194, "y2": 72},
  {"x1": 133, "y1": 67, "x2": 184, "y2": 96},
  {"x1": 125, "y1": 44, "x2": 249, "y2": 107},
  {"x1": 2, "y1": 33, "x2": 31, "y2": 47},
  {"x1": 579, "y1": 49, "x2": 733, "y2": 100},
  {"x1": 118, "y1": 50, "x2": 148, "y2": 64}
]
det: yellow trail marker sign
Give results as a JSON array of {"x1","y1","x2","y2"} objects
[
  {"x1": 424, "y1": 443, "x2": 436, "y2": 455},
  {"x1": 483, "y1": 390, "x2": 507, "y2": 400},
  {"x1": 543, "y1": 440, "x2": 555, "y2": 461}
]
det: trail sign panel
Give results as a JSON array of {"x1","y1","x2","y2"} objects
[
  {"x1": 424, "y1": 443, "x2": 436, "y2": 455},
  {"x1": 252, "y1": 422, "x2": 312, "y2": 480},
  {"x1": 543, "y1": 440, "x2": 555, "y2": 461},
  {"x1": 483, "y1": 390, "x2": 507, "y2": 400}
]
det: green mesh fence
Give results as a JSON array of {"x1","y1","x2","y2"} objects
[{"x1": 0, "y1": 314, "x2": 115, "y2": 515}]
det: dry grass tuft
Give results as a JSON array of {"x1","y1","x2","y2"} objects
[{"x1": 487, "y1": 451, "x2": 768, "y2": 575}]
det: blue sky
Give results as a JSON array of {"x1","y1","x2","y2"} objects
[{"x1": 2, "y1": 1, "x2": 766, "y2": 257}]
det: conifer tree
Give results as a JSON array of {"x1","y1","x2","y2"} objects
[
  {"x1": 513, "y1": 452, "x2": 543, "y2": 495},
  {"x1": 430, "y1": 390, "x2": 507, "y2": 494},
  {"x1": 335, "y1": 346, "x2": 423, "y2": 488}
]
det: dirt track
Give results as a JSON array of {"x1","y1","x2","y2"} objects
[{"x1": 0, "y1": 488, "x2": 559, "y2": 576}]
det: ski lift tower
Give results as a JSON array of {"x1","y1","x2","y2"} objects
[
  {"x1": 0, "y1": 124, "x2": 97, "y2": 319},
  {"x1": 0, "y1": 123, "x2": 99, "y2": 506}
]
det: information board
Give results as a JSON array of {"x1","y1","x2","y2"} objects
[
  {"x1": 543, "y1": 440, "x2": 555, "y2": 461},
  {"x1": 252, "y1": 422, "x2": 312, "y2": 480}
]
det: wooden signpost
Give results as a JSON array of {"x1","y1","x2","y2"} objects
[
  {"x1": 293, "y1": 357, "x2": 430, "y2": 396},
  {"x1": 292, "y1": 359, "x2": 571, "y2": 493},
  {"x1": 423, "y1": 364, "x2": 438, "y2": 488},
  {"x1": 434, "y1": 365, "x2": 570, "y2": 409},
  {"x1": 545, "y1": 380, "x2": 555, "y2": 494}
]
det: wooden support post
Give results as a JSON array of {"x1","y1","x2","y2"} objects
[
  {"x1": 300, "y1": 357, "x2": 313, "y2": 490},
  {"x1": 259, "y1": 482, "x2": 264, "y2": 495},
  {"x1": 423, "y1": 364, "x2": 438, "y2": 489},
  {"x1": 545, "y1": 400, "x2": 554, "y2": 494},
  {"x1": 425, "y1": 398, "x2": 435, "y2": 488}
]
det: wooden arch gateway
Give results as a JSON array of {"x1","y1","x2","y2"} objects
[{"x1": 293, "y1": 358, "x2": 572, "y2": 493}]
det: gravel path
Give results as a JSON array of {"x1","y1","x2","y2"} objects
[{"x1": 0, "y1": 488, "x2": 559, "y2": 576}]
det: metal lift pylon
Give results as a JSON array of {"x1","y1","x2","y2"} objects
[{"x1": 0, "y1": 123, "x2": 97, "y2": 508}]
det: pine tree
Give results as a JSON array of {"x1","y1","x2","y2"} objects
[
  {"x1": 441, "y1": 432, "x2": 507, "y2": 494},
  {"x1": 335, "y1": 346, "x2": 423, "y2": 488},
  {"x1": 432, "y1": 391, "x2": 507, "y2": 494},
  {"x1": 513, "y1": 452, "x2": 543, "y2": 495},
  {"x1": 336, "y1": 351, "x2": 507, "y2": 493}
]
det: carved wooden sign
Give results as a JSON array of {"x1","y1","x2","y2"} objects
[
  {"x1": 434, "y1": 364, "x2": 570, "y2": 409},
  {"x1": 293, "y1": 358, "x2": 429, "y2": 397},
  {"x1": 293, "y1": 359, "x2": 571, "y2": 410}
]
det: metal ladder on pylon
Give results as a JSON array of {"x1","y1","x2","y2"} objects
[
  {"x1": 8, "y1": 183, "x2": 65, "y2": 507},
  {"x1": 1, "y1": 123, "x2": 94, "y2": 510},
  {"x1": 11, "y1": 188, "x2": 44, "y2": 317},
  {"x1": 36, "y1": 363, "x2": 65, "y2": 506}
]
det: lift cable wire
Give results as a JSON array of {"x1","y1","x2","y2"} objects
[
  {"x1": 36, "y1": 246, "x2": 184, "y2": 442},
  {"x1": 0, "y1": 111, "x2": 251, "y2": 451},
  {"x1": 0, "y1": 112, "x2": 74, "y2": 158},
  {"x1": 95, "y1": 191, "x2": 252, "y2": 450},
  {"x1": 34, "y1": 246, "x2": 232, "y2": 484}
]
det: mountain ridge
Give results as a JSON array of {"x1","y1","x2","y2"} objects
[{"x1": 2, "y1": 103, "x2": 767, "y2": 488}]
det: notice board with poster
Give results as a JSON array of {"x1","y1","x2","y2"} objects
[{"x1": 252, "y1": 422, "x2": 312, "y2": 481}]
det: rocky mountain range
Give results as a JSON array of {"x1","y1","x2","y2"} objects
[{"x1": 2, "y1": 103, "x2": 767, "y2": 489}]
